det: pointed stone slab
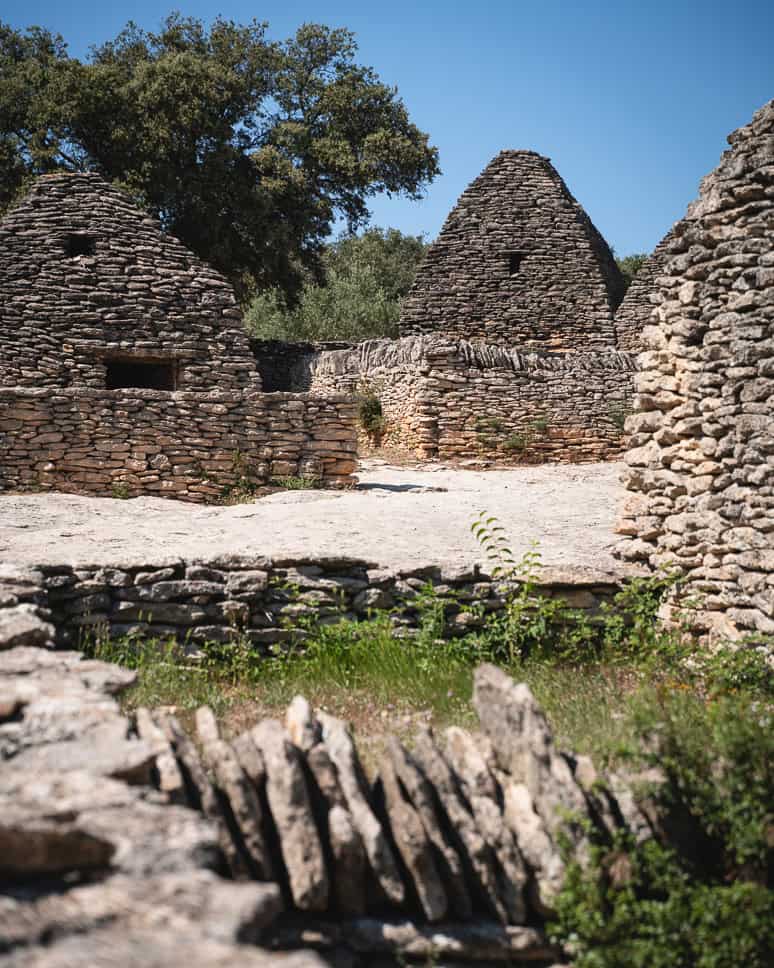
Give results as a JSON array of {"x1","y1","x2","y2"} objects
[
  {"x1": 387, "y1": 736, "x2": 472, "y2": 920},
  {"x1": 252, "y1": 719, "x2": 329, "y2": 911},
  {"x1": 444, "y1": 727, "x2": 528, "y2": 924},
  {"x1": 135, "y1": 706, "x2": 188, "y2": 805},
  {"x1": 473, "y1": 665, "x2": 591, "y2": 861},
  {"x1": 411, "y1": 725, "x2": 508, "y2": 924},
  {"x1": 327, "y1": 803, "x2": 368, "y2": 916},
  {"x1": 285, "y1": 695, "x2": 321, "y2": 752},
  {"x1": 317, "y1": 710, "x2": 405, "y2": 907},
  {"x1": 501, "y1": 779, "x2": 565, "y2": 915},
  {"x1": 232, "y1": 729, "x2": 267, "y2": 790},
  {"x1": 305, "y1": 741, "x2": 367, "y2": 915},
  {"x1": 379, "y1": 753, "x2": 448, "y2": 922},
  {"x1": 153, "y1": 709, "x2": 247, "y2": 880},
  {"x1": 195, "y1": 708, "x2": 274, "y2": 883}
]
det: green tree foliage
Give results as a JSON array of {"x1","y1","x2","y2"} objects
[
  {"x1": 616, "y1": 252, "x2": 649, "y2": 292},
  {"x1": 0, "y1": 15, "x2": 439, "y2": 299},
  {"x1": 244, "y1": 227, "x2": 427, "y2": 341}
]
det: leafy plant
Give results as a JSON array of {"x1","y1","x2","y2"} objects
[
  {"x1": 357, "y1": 389, "x2": 385, "y2": 439},
  {"x1": 270, "y1": 475, "x2": 322, "y2": 490},
  {"x1": 502, "y1": 433, "x2": 527, "y2": 452},
  {"x1": 110, "y1": 481, "x2": 131, "y2": 499}
]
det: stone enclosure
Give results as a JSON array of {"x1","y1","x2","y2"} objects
[
  {"x1": 0, "y1": 173, "x2": 357, "y2": 500},
  {"x1": 252, "y1": 150, "x2": 638, "y2": 465},
  {"x1": 616, "y1": 99, "x2": 774, "y2": 640}
]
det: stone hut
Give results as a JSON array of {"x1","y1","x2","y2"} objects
[
  {"x1": 0, "y1": 173, "x2": 357, "y2": 499},
  {"x1": 0, "y1": 173, "x2": 259, "y2": 392},
  {"x1": 616, "y1": 99, "x2": 774, "y2": 639},
  {"x1": 399, "y1": 150, "x2": 626, "y2": 347},
  {"x1": 613, "y1": 230, "x2": 676, "y2": 353}
]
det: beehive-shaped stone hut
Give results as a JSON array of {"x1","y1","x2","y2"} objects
[
  {"x1": 617, "y1": 99, "x2": 774, "y2": 638},
  {"x1": 0, "y1": 173, "x2": 358, "y2": 499},
  {"x1": 399, "y1": 151, "x2": 626, "y2": 347},
  {"x1": 0, "y1": 172, "x2": 260, "y2": 392},
  {"x1": 613, "y1": 230, "x2": 676, "y2": 353}
]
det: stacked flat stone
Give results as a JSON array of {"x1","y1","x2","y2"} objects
[
  {"x1": 399, "y1": 151, "x2": 626, "y2": 347},
  {"x1": 616, "y1": 99, "x2": 774, "y2": 639},
  {"x1": 30, "y1": 555, "x2": 622, "y2": 649},
  {"x1": 613, "y1": 230, "x2": 676, "y2": 353},
  {"x1": 0, "y1": 172, "x2": 258, "y2": 391},
  {"x1": 256, "y1": 336, "x2": 635, "y2": 463},
  {"x1": 0, "y1": 174, "x2": 357, "y2": 497},
  {"x1": 0, "y1": 638, "x2": 311, "y2": 967}
]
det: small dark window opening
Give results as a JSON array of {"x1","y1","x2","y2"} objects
[
  {"x1": 105, "y1": 358, "x2": 178, "y2": 391},
  {"x1": 507, "y1": 251, "x2": 525, "y2": 275},
  {"x1": 65, "y1": 233, "x2": 97, "y2": 258}
]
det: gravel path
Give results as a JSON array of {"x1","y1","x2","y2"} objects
[{"x1": 0, "y1": 460, "x2": 628, "y2": 576}]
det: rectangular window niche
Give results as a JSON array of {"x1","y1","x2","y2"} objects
[{"x1": 105, "y1": 357, "x2": 178, "y2": 391}]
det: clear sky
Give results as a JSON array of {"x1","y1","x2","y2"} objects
[{"x1": 3, "y1": 0, "x2": 773, "y2": 256}]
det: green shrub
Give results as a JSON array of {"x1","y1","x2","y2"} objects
[
  {"x1": 358, "y1": 391, "x2": 385, "y2": 437},
  {"x1": 502, "y1": 433, "x2": 527, "y2": 452},
  {"x1": 551, "y1": 691, "x2": 774, "y2": 967}
]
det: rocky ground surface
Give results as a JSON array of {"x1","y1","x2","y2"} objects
[{"x1": 0, "y1": 460, "x2": 627, "y2": 575}]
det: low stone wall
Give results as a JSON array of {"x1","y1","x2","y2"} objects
[
  {"x1": 22, "y1": 554, "x2": 623, "y2": 649},
  {"x1": 256, "y1": 337, "x2": 636, "y2": 463},
  {"x1": 0, "y1": 387, "x2": 358, "y2": 501},
  {"x1": 3, "y1": 590, "x2": 659, "y2": 966}
]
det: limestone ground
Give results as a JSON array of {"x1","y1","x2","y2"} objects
[{"x1": 0, "y1": 459, "x2": 631, "y2": 577}]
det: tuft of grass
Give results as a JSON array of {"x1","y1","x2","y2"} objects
[{"x1": 269, "y1": 475, "x2": 322, "y2": 490}]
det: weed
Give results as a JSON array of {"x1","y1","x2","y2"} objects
[
  {"x1": 501, "y1": 433, "x2": 527, "y2": 452},
  {"x1": 269, "y1": 475, "x2": 322, "y2": 490},
  {"x1": 529, "y1": 417, "x2": 550, "y2": 435},
  {"x1": 608, "y1": 403, "x2": 633, "y2": 432},
  {"x1": 357, "y1": 385, "x2": 385, "y2": 439},
  {"x1": 110, "y1": 481, "x2": 131, "y2": 499}
]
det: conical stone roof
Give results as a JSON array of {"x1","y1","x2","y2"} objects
[
  {"x1": 0, "y1": 172, "x2": 259, "y2": 392},
  {"x1": 399, "y1": 150, "x2": 626, "y2": 348}
]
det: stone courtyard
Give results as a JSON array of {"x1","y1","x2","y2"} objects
[{"x1": 0, "y1": 460, "x2": 627, "y2": 578}]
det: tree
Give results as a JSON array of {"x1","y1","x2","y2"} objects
[
  {"x1": 616, "y1": 253, "x2": 649, "y2": 292},
  {"x1": 245, "y1": 227, "x2": 427, "y2": 341},
  {"x1": 0, "y1": 15, "x2": 439, "y2": 299}
]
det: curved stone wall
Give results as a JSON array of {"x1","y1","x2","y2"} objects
[{"x1": 616, "y1": 100, "x2": 774, "y2": 638}]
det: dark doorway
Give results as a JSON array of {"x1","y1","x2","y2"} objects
[{"x1": 105, "y1": 358, "x2": 178, "y2": 390}]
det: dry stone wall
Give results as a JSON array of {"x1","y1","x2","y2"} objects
[
  {"x1": 2, "y1": 586, "x2": 661, "y2": 966},
  {"x1": 26, "y1": 555, "x2": 622, "y2": 650},
  {"x1": 613, "y1": 231, "x2": 676, "y2": 353},
  {"x1": 0, "y1": 388, "x2": 357, "y2": 499},
  {"x1": 260, "y1": 337, "x2": 635, "y2": 463},
  {"x1": 399, "y1": 151, "x2": 625, "y2": 347},
  {"x1": 0, "y1": 174, "x2": 359, "y2": 499},
  {"x1": 616, "y1": 99, "x2": 774, "y2": 639}
]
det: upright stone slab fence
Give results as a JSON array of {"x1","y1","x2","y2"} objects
[
  {"x1": 1, "y1": 578, "x2": 660, "y2": 967},
  {"x1": 616, "y1": 99, "x2": 774, "y2": 639}
]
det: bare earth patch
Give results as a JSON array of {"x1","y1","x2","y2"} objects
[{"x1": 0, "y1": 459, "x2": 628, "y2": 576}]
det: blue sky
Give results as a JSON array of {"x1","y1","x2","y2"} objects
[{"x1": 3, "y1": 0, "x2": 773, "y2": 256}]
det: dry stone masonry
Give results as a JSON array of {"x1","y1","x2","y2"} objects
[
  {"x1": 2, "y1": 594, "x2": 662, "y2": 966},
  {"x1": 0, "y1": 173, "x2": 357, "y2": 499},
  {"x1": 256, "y1": 336, "x2": 635, "y2": 463},
  {"x1": 252, "y1": 151, "x2": 639, "y2": 466},
  {"x1": 399, "y1": 151, "x2": 626, "y2": 346},
  {"x1": 10, "y1": 555, "x2": 621, "y2": 650},
  {"x1": 616, "y1": 99, "x2": 774, "y2": 639},
  {"x1": 613, "y1": 230, "x2": 676, "y2": 353}
]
